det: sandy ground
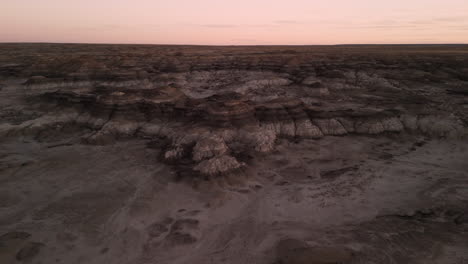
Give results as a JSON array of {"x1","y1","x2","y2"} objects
[{"x1": 1, "y1": 133, "x2": 467, "y2": 264}]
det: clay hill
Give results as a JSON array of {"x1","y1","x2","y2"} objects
[{"x1": 0, "y1": 44, "x2": 467, "y2": 264}]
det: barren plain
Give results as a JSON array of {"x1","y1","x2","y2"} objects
[{"x1": 1, "y1": 44, "x2": 468, "y2": 264}]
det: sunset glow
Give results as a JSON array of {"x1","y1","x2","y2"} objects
[{"x1": 2, "y1": 0, "x2": 468, "y2": 44}]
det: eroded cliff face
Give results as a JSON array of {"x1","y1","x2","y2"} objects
[
  {"x1": 23, "y1": 85, "x2": 461, "y2": 177},
  {"x1": 1, "y1": 44, "x2": 468, "y2": 264},
  {"x1": 1, "y1": 45, "x2": 467, "y2": 177}
]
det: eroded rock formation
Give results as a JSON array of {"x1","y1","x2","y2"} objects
[
  {"x1": 1, "y1": 44, "x2": 468, "y2": 264},
  {"x1": 1, "y1": 44, "x2": 467, "y2": 178}
]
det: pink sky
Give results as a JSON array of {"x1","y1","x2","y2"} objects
[{"x1": 1, "y1": 0, "x2": 468, "y2": 45}]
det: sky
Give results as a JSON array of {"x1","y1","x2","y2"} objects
[{"x1": 1, "y1": 0, "x2": 468, "y2": 45}]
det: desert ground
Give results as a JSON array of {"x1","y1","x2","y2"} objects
[{"x1": 1, "y1": 44, "x2": 468, "y2": 264}]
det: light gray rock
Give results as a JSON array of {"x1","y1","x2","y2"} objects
[
  {"x1": 193, "y1": 155, "x2": 244, "y2": 176},
  {"x1": 313, "y1": 118, "x2": 347, "y2": 135},
  {"x1": 192, "y1": 136, "x2": 228, "y2": 161},
  {"x1": 295, "y1": 119, "x2": 323, "y2": 138}
]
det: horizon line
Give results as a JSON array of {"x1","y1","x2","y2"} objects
[{"x1": 1, "y1": 41, "x2": 468, "y2": 47}]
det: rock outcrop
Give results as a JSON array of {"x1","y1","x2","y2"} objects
[
  {"x1": 1, "y1": 44, "x2": 467, "y2": 178},
  {"x1": 193, "y1": 155, "x2": 245, "y2": 176}
]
